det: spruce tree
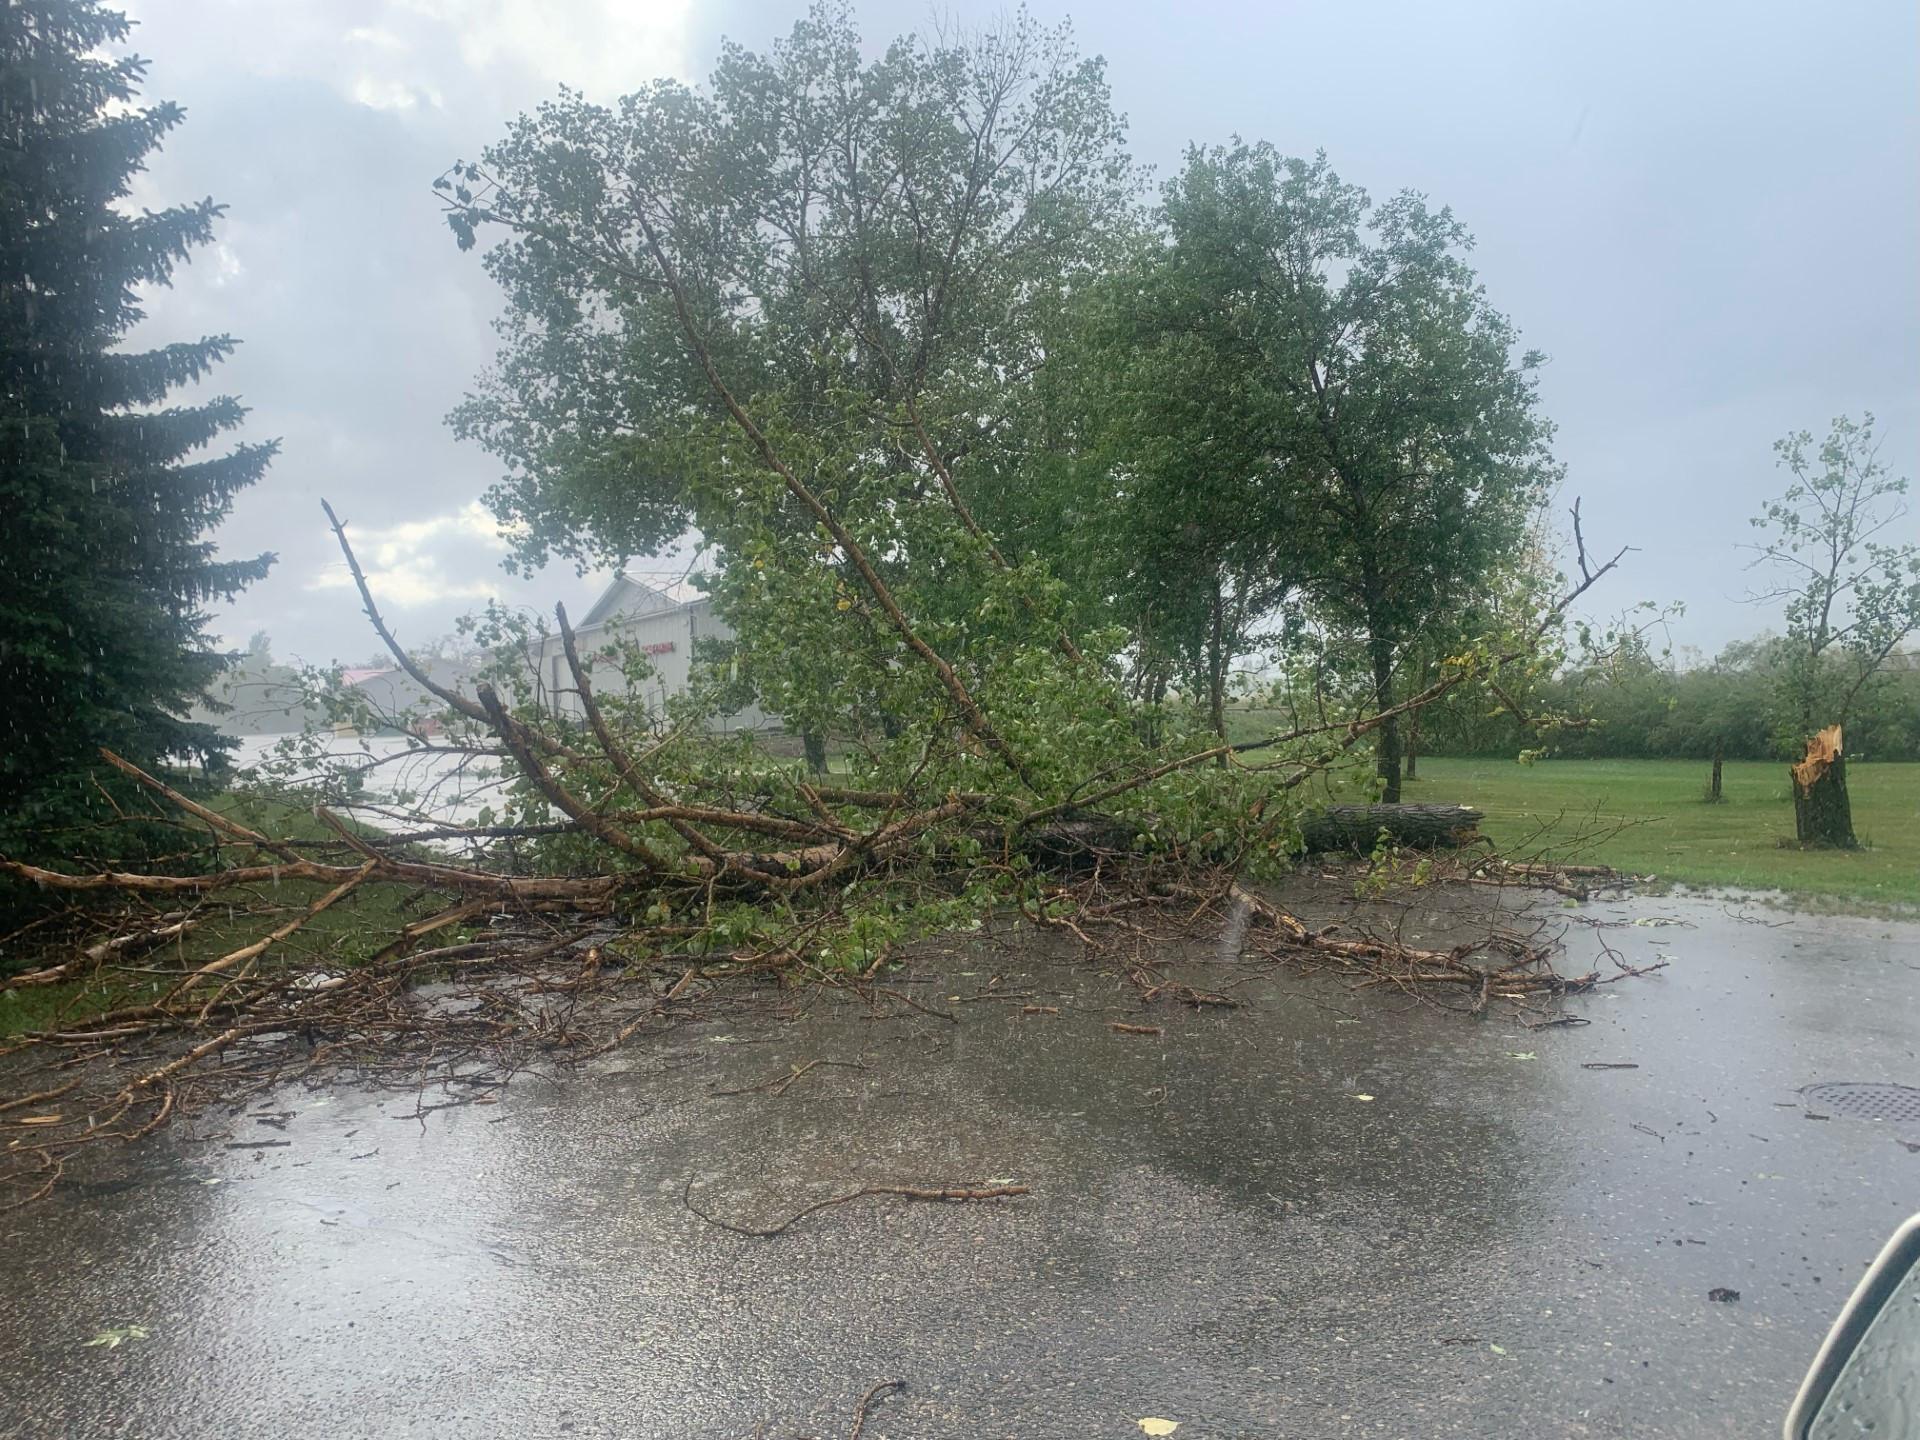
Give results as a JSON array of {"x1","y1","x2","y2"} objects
[{"x1": 0, "y1": 0, "x2": 274, "y2": 863}]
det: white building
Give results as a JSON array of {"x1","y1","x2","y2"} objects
[
  {"x1": 192, "y1": 654, "x2": 475, "y2": 737},
  {"x1": 527, "y1": 573, "x2": 771, "y2": 732}
]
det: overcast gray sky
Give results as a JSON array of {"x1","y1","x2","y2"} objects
[{"x1": 118, "y1": 0, "x2": 1919, "y2": 667}]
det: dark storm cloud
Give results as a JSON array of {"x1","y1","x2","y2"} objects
[{"x1": 119, "y1": 0, "x2": 1919, "y2": 664}]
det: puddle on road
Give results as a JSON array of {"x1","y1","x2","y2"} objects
[{"x1": 2, "y1": 890, "x2": 1916, "y2": 1439}]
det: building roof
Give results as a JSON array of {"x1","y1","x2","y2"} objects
[{"x1": 579, "y1": 573, "x2": 675, "y2": 628}]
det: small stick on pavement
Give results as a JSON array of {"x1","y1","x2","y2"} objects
[
  {"x1": 874, "y1": 986, "x2": 958, "y2": 1024},
  {"x1": 711, "y1": 1058, "x2": 868, "y2": 1099},
  {"x1": 1111, "y1": 1022, "x2": 1163, "y2": 1036},
  {"x1": 0, "y1": 1078, "x2": 83, "y2": 1114},
  {"x1": 0, "y1": 1148, "x2": 63, "y2": 1212},
  {"x1": 847, "y1": 1379, "x2": 905, "y2": 1440},
  {"x1": 682, "y1": 1178, "x2": 1029, "y2": 1238}
]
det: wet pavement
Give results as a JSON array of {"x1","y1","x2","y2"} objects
[{"x1": 4, "y1": 888, "x2": 1919, "y2": 1438}]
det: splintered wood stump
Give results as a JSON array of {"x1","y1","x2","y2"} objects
[
  {"x1": 1296, "y1": 803, "x2": 1484, "y2": 855},
  {"x1": 1790, "y1": 725, "x2": 1857, "y2": 849}
]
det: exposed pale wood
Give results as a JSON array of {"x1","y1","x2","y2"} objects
[{"x1": 1791, "y1": 726, "x2": 1857, "y2": 848}]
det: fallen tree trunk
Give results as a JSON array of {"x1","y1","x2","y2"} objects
[
  {"x1": 967, "y1": 806, "x2": 1488, "y2": 865},
  {"x1": 1296, "y1": 803, "x2": 1484, "y2": 854}
]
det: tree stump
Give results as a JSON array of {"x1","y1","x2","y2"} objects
[{"x1": 1790, "y1": 725, "x2": 1857, "y2": 848}]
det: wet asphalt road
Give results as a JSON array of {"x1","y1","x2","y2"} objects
[{"x1": 3, "y1": 889, "x2": 1918, "y2": 1439}]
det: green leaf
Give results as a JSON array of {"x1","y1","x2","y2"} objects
[{"x1": 83, "y1": 1325, "x2": 149, "y2": 1349}]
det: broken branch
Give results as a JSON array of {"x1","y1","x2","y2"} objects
[{"x1": 680, "y1": 1178, "x2": 1030, "y2": 1238}]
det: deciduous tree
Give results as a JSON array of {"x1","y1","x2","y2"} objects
[
  {"x1": 1747, "y1": 413, "x2": 1920, "y2": 845},
  {"x1": 1110, "y1": 145, "x2": 1559, "y2": 798},
  {"x1": 448, "y1": 3, "x2": 1132, "y2": 761}
]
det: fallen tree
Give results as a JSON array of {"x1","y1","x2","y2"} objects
[
  {"x1": 1297, "y1": 804, "x2": 1485, "y2": 854},
  {"x1": 0, "y1": 488, "x2": 1622, "y2": 1211},
  {"x1": 0, "y1": 12, "x2": 1632, "y2": 1205}
]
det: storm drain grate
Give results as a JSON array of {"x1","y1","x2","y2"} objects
[{"x1": 1800, "y1": 1082, "x2": 1920, "y2": 1123}]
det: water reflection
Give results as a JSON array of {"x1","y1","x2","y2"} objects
[{"x1": 1, "y1": 895, "x2": 1916, "y2": 1437}]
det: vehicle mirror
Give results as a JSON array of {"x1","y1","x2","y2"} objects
[{"x1": 1787, "y1": 1213, "x2": 1920, "y2": 1437}]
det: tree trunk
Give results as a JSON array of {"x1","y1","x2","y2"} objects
[
  {"x1": 1709, "y1": 742, "x2": 1723, "y2": 803},
  {"x1": 1790, "y1": 725, "x2": 1856, "y2": 848},
  {"x1": 802, "y1": 730, "x2": 828, "y2": 775},
  {"x1": 1297, "y1": 803, "x2": 1483, "y2": 854},
  {"x1": 1135, "y1": 664, "x2": 1169, "y2": 748},
  {"x1": 1370, "y1": 635, "x2": 1401, "y2": 803},
  {"x1": 970, "y1": 804, "x2": 1484, "y2": 863},
  {"x1": 1206, "y1": 582, "x2": 1227, "y2": 741},
  {"x1": 1405, "y1": 701, "x2": 1420, "y2": 782}
]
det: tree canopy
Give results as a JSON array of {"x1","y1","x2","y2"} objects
[
  {"x1": 1747, "y1": 413, "x2": 1920, "y2": 742},
  {"x1": 450, "y1": 3, "x2": 1137, "y2": 762},
  {"x1": 1074, "y1": 145, "x2": 1558, "y2": 795}
]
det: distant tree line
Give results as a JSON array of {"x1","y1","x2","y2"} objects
[
  {"x1": 1415, "y1": 411, "x2": 1920, "y2": 796},
  {"x1": 1412, "y1": 635, "x2": 1920, "y2": 763}
]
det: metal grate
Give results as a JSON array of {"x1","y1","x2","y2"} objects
[{"x1": 1800, "y1": 1082, "x2": 1920, "y2": 1124}]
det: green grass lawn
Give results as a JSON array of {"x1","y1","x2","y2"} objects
[
  {"x1": 1, "y1": 793, "x2": 450, "y2": 1040},
  {"x1": 1395, "y1": 757, "x2": 1920, "y2": 907},
  {"x1": 7, "y1": 751, "x2": 1911, "y2": 1043}
]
